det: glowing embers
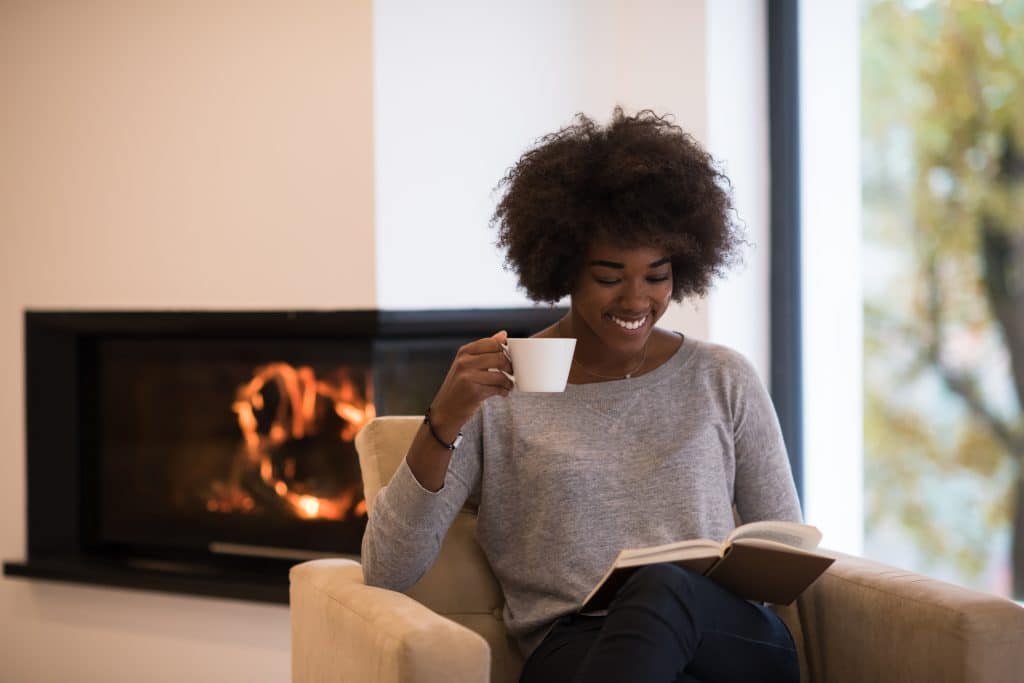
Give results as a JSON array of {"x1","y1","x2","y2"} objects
[{"x1": 204, "y1": 363, "x2": 374, "y2": 521}]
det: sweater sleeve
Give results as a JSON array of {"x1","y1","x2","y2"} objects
[
  {"x1": 360, "y1": 409, "x2": 483, "y2": 591},
  {"x1": 727, "y1": 352, "x2": 803, "y2": 524}
]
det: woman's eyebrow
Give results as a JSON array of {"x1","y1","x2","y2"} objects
[{"x1": 589, "y1": 257, "x2": 671, "y2": 269}]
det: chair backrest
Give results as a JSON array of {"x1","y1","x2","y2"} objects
[
  {"x1": 355, "y1": 416, "x2": 525, "y2": 683},
  {"x1": 356, "y1": 415, "x2": 421, "y2": 514}
]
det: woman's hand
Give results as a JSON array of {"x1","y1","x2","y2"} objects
[
  {"x1": 428, "y1": 330, "x2": 514, "y2": 438},
  {"x1": 405, "y1": 331, "x2": 513, "y2": 491}
]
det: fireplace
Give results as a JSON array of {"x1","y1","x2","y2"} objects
[{"x1": 3, "y1": 309, "x2": 562, "y2": 603}]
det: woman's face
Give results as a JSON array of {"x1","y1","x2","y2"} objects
[{"x1": 570, "y1": 240, "x2": 674, "y2": 355}]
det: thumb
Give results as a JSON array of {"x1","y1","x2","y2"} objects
[{"x1": 492, "y1": 330, "x2": 508, "y2": 342}]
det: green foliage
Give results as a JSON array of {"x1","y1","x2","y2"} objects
[{"x1": 862, "y1": 0, "x2": 1024, "y2": 591}]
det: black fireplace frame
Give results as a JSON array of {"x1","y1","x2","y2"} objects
[{"x1": 3, "y1": 308, "x2": 564, "y2": 604}]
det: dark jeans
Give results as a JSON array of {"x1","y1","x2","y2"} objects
[{"x1": 519, "y1": 563, "x2": 799, "y2": 683}]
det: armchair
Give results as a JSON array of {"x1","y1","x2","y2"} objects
[{"x1": 291, "y1": 416, "x2": 1024, "y2": 682}]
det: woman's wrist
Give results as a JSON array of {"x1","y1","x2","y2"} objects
[
  {"x1": 425, "y1": 401, "x2": 465, "y2": 443},
  {"x1": 407, "y1": 420, "x2": 457, "y2": 492},
  {"x1": 424, "y1": 406, "x2": 464, "y2": 450}
]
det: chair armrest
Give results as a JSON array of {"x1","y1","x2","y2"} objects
[
  {"x1": 290, "y1": 559, "x2": 491, "y2": 683},
  {"x1": 798, "y1": 551, "x2": 1024, "y2": 683}
]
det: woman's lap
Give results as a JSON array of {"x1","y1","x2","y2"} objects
[
  {"x1": 519, "y1": 614, "x2": 605, "y2": 683},
  {"x1": 519, "y1": 563, "x2": 799, "y2": 683}
]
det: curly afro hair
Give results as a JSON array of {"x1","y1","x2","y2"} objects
[{"x1": 492, "y1": 107, "x2": 744, "y2": 303}]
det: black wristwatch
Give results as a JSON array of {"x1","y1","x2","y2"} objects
[{"x1": 424, "y1": 406, "x2": 464, "y2": 450}]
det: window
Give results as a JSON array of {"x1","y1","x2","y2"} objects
[{"x1": 786, "y1": 0, "x2": 1022, "y2": 599}]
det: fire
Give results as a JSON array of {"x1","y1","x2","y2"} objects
[
  {"x1": 204, "y1": 363, "x2": 373, "y2": 521},
  {"x1": 297, "y1": 495, "x2": 320, "y2": 518}
]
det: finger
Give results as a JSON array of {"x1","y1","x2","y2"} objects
[
  {"x1": 487, "y1": 367, "x2": 515, "y2": 383},
  {"x1": 471, "y1": 368, "x2": 515, "y2": 387},
  {"x1": 460, "y1": 331, "x2": 508, "y2": 356},
  {"x1": 462, "y1": 350, "x2": 512, "y2": 373},
  {"x1": 469, "y1": 369, "x2": 515, "y2": 390}
]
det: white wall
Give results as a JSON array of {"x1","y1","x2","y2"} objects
[
  {"x1": 705, "y1": 0, "x2": 771, "y2": 381},
  {"x1": 373, "y1": 0, "x2": 575, "y2": 311},
  {"x1": 799, "y1": 0, "x2": 863, "y2": 554}
]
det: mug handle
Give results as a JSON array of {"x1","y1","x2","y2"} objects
[
  {"x1": 492, "y1": 342, "x2": 514, "y2": 383},
  {"x1": 487, "y1": 367, "x2": 515, "y2": 383}
]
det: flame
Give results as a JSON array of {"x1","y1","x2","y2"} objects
[
  {"x1": 297, "y1": 495, "x2": 320, "y2": 518},
  {"x1": 211, "y1": 363, "x2": 373, "y2": 521}
]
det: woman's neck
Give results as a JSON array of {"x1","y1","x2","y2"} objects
[
  {"x1": 537, "y1": 314, "x2": 683, "y2": 385},
  {"x1": 557, "y1": 314, "x2": 649, "y2": 382}
]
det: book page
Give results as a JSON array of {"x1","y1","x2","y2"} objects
[
  {"x1": 724, "y1": 521, "x2": 821, "y2": 550},
  {"x1": 728, "y1": 537, "x2": 826, "y2": 555},
  {"x1": 617, "y1": 538, "x2": 720, "y2": 565}
]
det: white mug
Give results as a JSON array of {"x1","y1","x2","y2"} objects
[{"x1": 503, "y1": 338, "x2": 576, "y2": 393}]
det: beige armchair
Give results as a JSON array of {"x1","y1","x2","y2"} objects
[{"x1": 291, "y1": 416, "x2": 1024, "y2": 683}]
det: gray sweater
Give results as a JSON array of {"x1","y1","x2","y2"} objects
[{"x1": 361, "y1": 336, "x2": 802, "y2": 657}]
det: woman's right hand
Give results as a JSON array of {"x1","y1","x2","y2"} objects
[{"x1": 427, "y1": 330, "x2": 514, "y2": 437}]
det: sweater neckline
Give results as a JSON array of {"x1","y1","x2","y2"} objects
[{"x1": 559, "y1": 332, "x2": 696, "y2": 400}]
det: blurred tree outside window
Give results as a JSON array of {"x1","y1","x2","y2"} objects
[{"x1": 861, "y1": 0, "x2": 1024, "y2": 598}]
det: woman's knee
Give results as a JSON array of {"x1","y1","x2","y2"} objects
[{"x1": 608, "y1": 563, "x2": 708, "y2": 656}]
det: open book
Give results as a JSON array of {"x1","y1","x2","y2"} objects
[{"x1": 580, "y1": 521, "x2": 835, "y2": 612}]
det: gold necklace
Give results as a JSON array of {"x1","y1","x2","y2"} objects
[
  {"x1": 565, "y1": 313, "x2": 651, "y2": 378},
  {"x1": 557, "y1": 317, "x2": 650, "y2": 380},
  {"x1": 572, "y1": 339, "x2": 649, "y2": 380}
]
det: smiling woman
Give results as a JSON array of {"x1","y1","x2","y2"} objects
[
  {"x1": 361, "y1": 108, "x2": 803, "y2": 683},
  {"x1": 493, "y1": 108, "x2": 746, "y2": 383}
]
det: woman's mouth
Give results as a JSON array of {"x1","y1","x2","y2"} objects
[{"x1": 608, "y1": 314, "x2": 648, "y2": 331}]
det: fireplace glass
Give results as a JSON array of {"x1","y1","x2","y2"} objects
[{"x1": 90, "y1": 337, "x2": 384, "y2": 557}]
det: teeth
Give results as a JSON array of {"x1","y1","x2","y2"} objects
[{"x1": 610, "y1": 315, "x2": 646, "y2": 330}]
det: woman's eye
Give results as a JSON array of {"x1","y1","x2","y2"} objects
[{"x1": 594, "y1": 276, "x2": 669, "y2": 285}]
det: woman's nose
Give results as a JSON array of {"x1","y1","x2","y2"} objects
[{"x1": 619, "y1": 282, "x2": 649, "y2": 308}]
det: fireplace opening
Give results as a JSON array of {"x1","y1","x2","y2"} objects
[
  {"x1": 89, "y1": 337, "x2": 375, "y2": 559},
  {"x1": 5, "y1": 309, "x2": 563, "y2": 603}
]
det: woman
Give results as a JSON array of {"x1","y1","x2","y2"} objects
[{"x1": 362, "y1": 108, "x2": 801, "y2": 682}]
